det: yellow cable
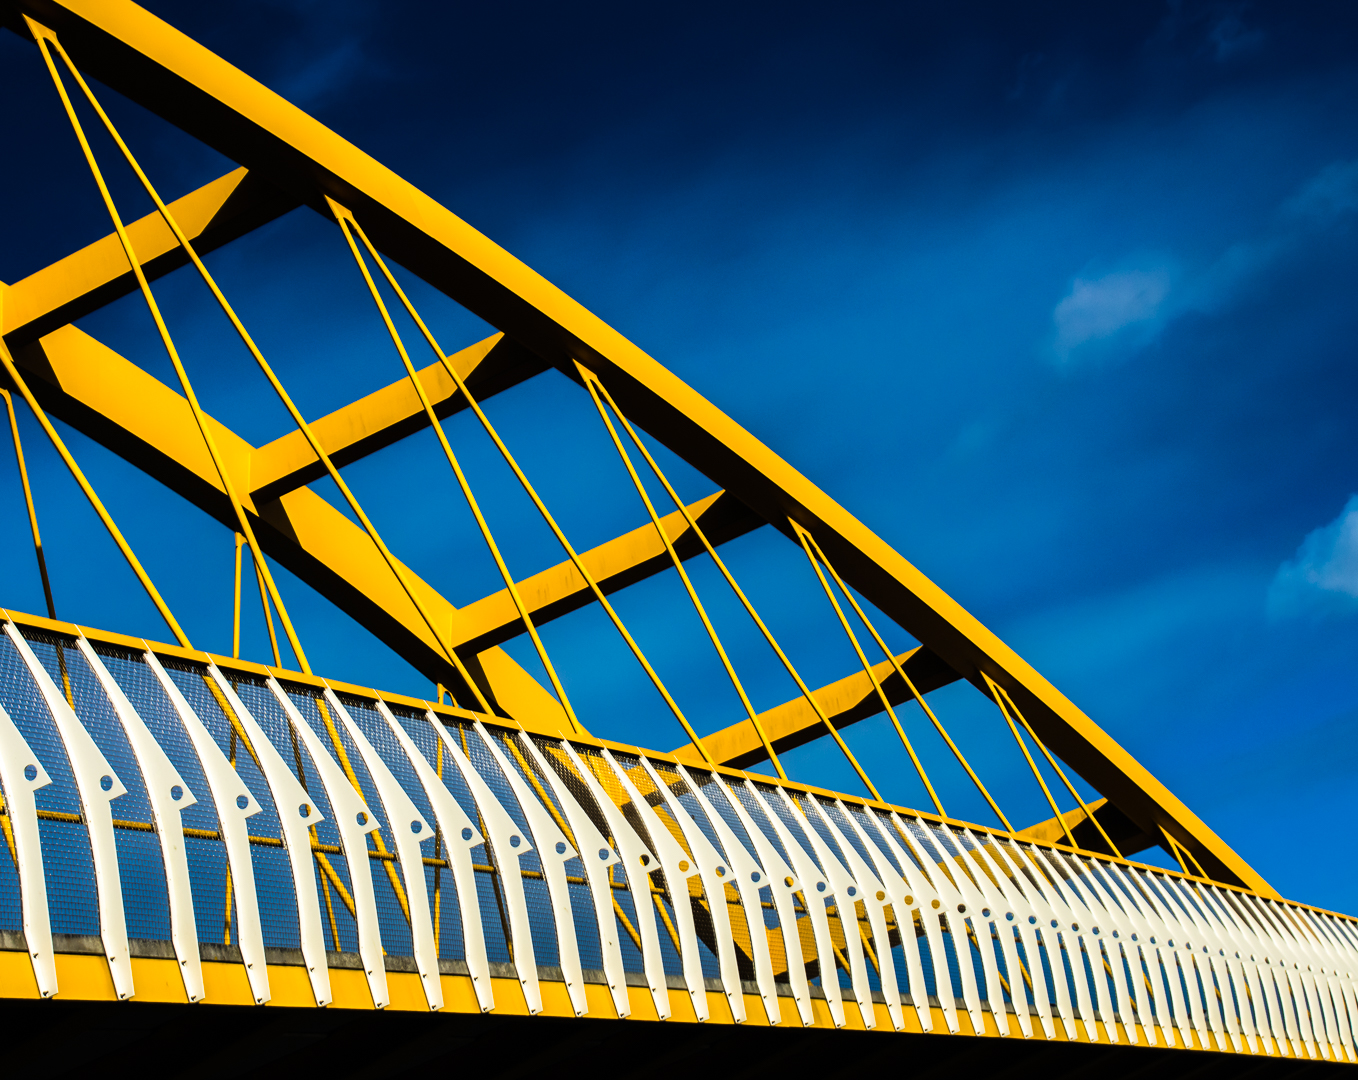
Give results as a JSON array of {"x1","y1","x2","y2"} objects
[
  {"x1": 581, "y1": 371, "x2": 781, "y2": 776},
  {"x1": 337, "y1": 211, "x2": 712, "y2": 760},
  {"x1": 984, "y1": 672, "x2": 1070, "y2": 845},
  {"x1": 796, "y1": 525, "x2": 1012, "y2": 831},
  {"x1": 330, "y1": 205, "x2": 579, "y2": 734},
  {"x1": 583, "y1": 373, "x2": 884, "y2": 797},
  {"x1": 792, "y1": 523, "x2": 939, "y2": 813},
  {"x1": 32, "y1": 23, "x2": 305, "y2": 670},
  {"x1": 0, "y1": 337, "x2": 188, "y2": 646},
  {"x1": 232, "y1": 533, "x2": 244, "y2": 659},
  {"x1": 1, "y1": 390, "x2": 56, "y2": 620},
  {"x1": 994, "y1": 683, "x2": 1123, "y2": 858}
]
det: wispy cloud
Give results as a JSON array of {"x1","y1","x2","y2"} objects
[
  {"x1": 1268, "y1": 495, "x2": 1358, "y2": 618},
  {"x1": 1050, "y1": 266, "x2": 1173, "y2": 362},
  {"x1": 1051, "y1": 158, "x2": 1358, "y2": 364}
]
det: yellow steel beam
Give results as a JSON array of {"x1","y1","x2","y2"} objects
[
  {"x1": 675, "y1": 647, "x2": 960, "y2": 770},
  {"x1": 1020, "y1": 798, "x2": 1157, "y2": 858},
  {"x1": 249, "y1": 332, "x2": 546, "y2": 501},
  {"x1": 449, "y1": 489, "x2": 764, "y2": 654},
  {"x1": 6, "y1": 321, "x2": 570, "y2": 730},
  {"x1": 1, "y1": 166, "x2": 297, "y2": 346},
  {"x1": 0, "y1": 1, "x2": 1271, "y2": 894}
]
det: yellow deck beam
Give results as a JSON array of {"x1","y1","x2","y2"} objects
[
  {"x1": 250, "y1": 332, "x2": 547, "y2": 500},
  {"x1": 449, "y1": 489, "x2": 764, "y2": 653},
  {"x1": 674, "y1": 648, "x2": 960, "y2": 770},
  {"x1": 1, "y1": 166, "x2": 298, "y2": 345}
]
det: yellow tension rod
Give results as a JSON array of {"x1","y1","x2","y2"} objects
[
  {"x1": 0, "y1": 339, "x2": 189, "y2": 647},
  {"x1": 792, "y1": 522, "x2": 940, "y2": 814},
  {"x1": 793, "y1": 523, "x2": 1013, "y2": 831},
  {"x1": 329, "y1": 201, "x2": 581, "y2": 736},
  {"x1": 581, "y1": 367, "x2": 786, "y2": 779},
  {"x1": 1, "y1": 389, "x2": 56, "y2": 621},
  {"x1": 577, "y1": 370, "x2": 884, "y2": 800},
  {"x1": 333, "y1": 210, "x2": 716, "y2": 763},
  {"x1": 32, "y1": 20, "x2": 309, "y2": 673}
]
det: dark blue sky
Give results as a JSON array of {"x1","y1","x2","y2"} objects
[{"x1": 2, "y1": 2, "x2": 1357, "y2": 911}]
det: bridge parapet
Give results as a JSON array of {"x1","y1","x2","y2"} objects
[{"x1": 0, "y1": 609, "x2": 1350, "y2": 1064}]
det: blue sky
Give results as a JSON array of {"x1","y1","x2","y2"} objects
[{"x1": 1, "y1": 2, "x2": 1357, "y2": 913}]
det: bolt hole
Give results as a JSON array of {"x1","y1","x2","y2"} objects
[
  {"x1": 751, "y1": 871, "x2": 761, "y2": 884},
  {"x1": 816, "y1": 882, "x2": 827, "y2": 894},
  {"x1": 598, "y1": 848, "x2": 610, "y2": 861},
  {"x1": 411, "y1": 820, "x2": 422, "y2": 834},
  {"x1": 555, "y1": 841, "x2": 567, "y2": 855},
  {"x1": 356, "y1": 812, "x2": 368, "y2": 826},
  {"x1": 237, "y1": 795, "x2": 249, "y2": 810},
  {"x1": 678, "y1": 860, "x2": 690, "y2": 872},
  {"x1": 715, "y1": 866, "x2": 726, "y2": 878},
  {"x1": 463, "y1": 827, "x2": 475, "y2": 841},
  {"x1": 905, "y1": 895, "x2": 915, "y2": 907},
  {"x1": 298, "y1": 803, "x2": 310, "y2": 818},
  {"x1": 510, "y1": 835, "x2": 521, "y2": 848},
  {"x1": 876, "y1": 890, "x2": 886, "y2": 902},
  {"x1": 170, "y1": 785, "x2": 183, "y2": 801},
  {"x1": 786, "y1": 877, "x2": 795, "y2": 889},
  {"x1": 100, "y1": 775, "x2": 113, "y2": 791},
  {"x1": 23, "y1": 764, "x2": 36, "y2": 782}
]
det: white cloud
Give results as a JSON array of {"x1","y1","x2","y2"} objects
[
  {"x1": 1050, "y1": 267, "x2": 1172, "y2": 361},
  {"x1": 1050, "y1": 158, "x2": 1358, "y2": 365},
  {"x1": 1268, "y1": 496, "x2": 1358, "y2": 618}
]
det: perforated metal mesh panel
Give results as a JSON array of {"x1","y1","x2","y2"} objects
[{"x1": 0, "y1": 631, "x2": 98, "y2": 936}]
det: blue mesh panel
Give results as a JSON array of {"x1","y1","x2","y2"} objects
[
  {"x1": 0, "y1": 798, "x2": 20, "y2": 932},
  {"x1": 232, "y1": 677, "x2": 355, "y2": 954},
  {"x1": 284, "y1": 685, "x2": 413, "y2": 958},
  {"x1": 161, "y1": 659, "x2": 299, "y2": 950},
  {"x1": 390, "y1": 705, "x2": 507, "y2": 963},
  {"x1": 98, "y1": 647, "x2": 229, "y2": 946},
  {"x1": 688, "y1": 772, "x2": 758, "y2": 862},
  {"x1": 915, "y1": 920, "x2": 939, "y2": 998},
  {"x1": 25, "y1": 632, "x2": 171, "y2": 943},
  {"x1": 726, "y1": 779, "x2": 792, "y2": 869},
  {"x1": 500, "y1": 730, "x2": 602, "y2": 972},
  {"x1": 337, "y1": 695, "x2": 461, "y2": 961},
  {"x1": 452, "y1": 719, "x2": 557, "y2": 969},
  {"x1": 0, "y1": 632, "x2": 98, "y2": 936},
  {"x1": 757, "y1": 784, "x2": 825, "y2": 873},
  {"x1": 570, "y1": 745, "x2": 679, "y2": 977}
]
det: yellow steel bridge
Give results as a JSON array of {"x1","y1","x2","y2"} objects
[{"x1": 0, "y1": 3, "x2": 1351, "y2": 1075}]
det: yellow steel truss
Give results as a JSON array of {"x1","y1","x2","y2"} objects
[{"x1": 0, "y1": 0, "x2": 1271, "y2": 896}]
